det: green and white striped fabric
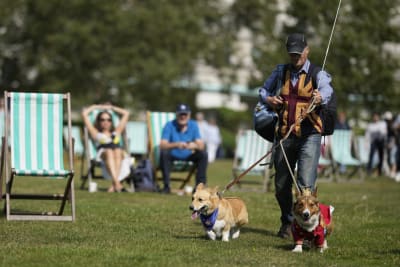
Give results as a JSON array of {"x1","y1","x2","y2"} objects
[
  {"x1": 355, "y1": 135, "x2": 369, "y2": 165},
  {"x1": 234, "y1": 130, "x2": 272, "y2": 175},
  {"x1": 126, "y1": 121, "x2": 148, "y2": 155},
  {"x1": 0, "y1": 109, "x2": 4, "y2": 138},
  {"x1": 148, "y1": 112, "x2": 176, "y2": 167},
  {"x1": 10, "y1": 92, "x2": 69, "y2": 176},
  {"x1": 331, "y1": 129, "x2": 361, "y2": 166}
]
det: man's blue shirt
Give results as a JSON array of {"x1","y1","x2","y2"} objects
[
  {"x1": 161, "y1": 119, "x2": 201, "y2": 159},
  {"x1": 259, "y1": 60, "x2": 333, "y2": 106}
]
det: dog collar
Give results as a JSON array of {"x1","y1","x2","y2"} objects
[{"x1": 200, "y1": 208, "x2": 219, "y2": 230}]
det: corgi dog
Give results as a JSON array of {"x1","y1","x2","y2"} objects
[
  {"x1": 189, "y1": 183, "x2": 248, "y2": 242},
  {"x1": 291, "y1": 188, "x2": 334, "y2": 253}
]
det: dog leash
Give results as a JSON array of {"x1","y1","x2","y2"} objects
[
  {"x1": 221, "y1": 0, "x2": 342, "y2": 195},
  {"x1": 278, "y1": 100, "x2": 317, "y2": 195},
  {"x1": 221, "y1": 99, "x2": 317, "y2": 195}
]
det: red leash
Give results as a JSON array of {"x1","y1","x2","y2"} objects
[{"x1": 221, "y1": 100, "x2": 317, "y2": 194}]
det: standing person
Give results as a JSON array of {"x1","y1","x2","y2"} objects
[
  {"x1": 393, "y1": 113, "x2": 400, "y2": 182},
  {"x1": 195, "y1": 112, "x2": 209, "y2": 141},
  {"x1": 159, "y1": 104, "x2": 208, "y2": 194},
  {"x1": 335, "y1": 111, "x2": 350, "y2": 130},
  {"x1": 82, "y1": 104, "x2": 130, "y2": 192},
  {"x1": 205, "y1": 117, "x2": 222, "y2": 163},
  {"x1": 365, "y1": 112, "x2": 387, "y2": 176},
  {"x1": 258, "y1": 33, "x2": 334, "y2": 238},
  {"x1": 383, "y1": 111, "x2": 396, "y2": 177}
]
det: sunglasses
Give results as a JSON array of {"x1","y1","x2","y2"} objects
[{"x1": 99, "y1": 117, "x2": 112, "y2": 122}]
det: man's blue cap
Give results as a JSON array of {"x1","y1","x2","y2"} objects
[{"x1": 176, "y1": 103, "x2": 191, "y2": 114}]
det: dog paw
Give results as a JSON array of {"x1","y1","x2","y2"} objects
[
  {"x1": 232, "y1": 230, "x2": 240, "y2": 239},
  {"x1": 322, "y1": 240, "x2": 328, "y2": 249},
  {"x1": 292, "y1": 245, "x2": 303, "y2": 253},
  {"x1": 207, "y1": 231, "x2": 216, "y2": 241},
  {"x1": 319, "y1": 241, "x2": 328, "y2": 253},
  {"x1": 222, "y1": 232, "x2": 230, "y2": 242}
]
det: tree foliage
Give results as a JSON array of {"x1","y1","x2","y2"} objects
[
  {"x1": 240, "y1": 0, "x2": 400, "y2": 114},
  {"x1": 1, "y1": 0, "x2": 400, "y2": 116},
  {"x1": 0, "y1": 0, "x2": 232, "y2": 110}
]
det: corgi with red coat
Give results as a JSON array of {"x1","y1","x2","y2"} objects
[{"x1": 291, "y1": 188, "x2": 334, "y2": 253}]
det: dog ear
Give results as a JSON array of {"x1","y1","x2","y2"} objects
[
  {"x1": 312, "y1": 187, "x2": 318, "y2": 197},
  {"x1": 196, "y1": 183, "x2": 204, "y2": 191},
  {"x1": 294, "y1": 188, "x2": 301, "y2": 198},
  {"x1": 210, "y1": 187, "x2": 219, "y2": 196}
]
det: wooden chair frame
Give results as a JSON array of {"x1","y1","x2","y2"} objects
[{"x1": 232, "y1": 129, "x2": 273, "y2": 192}]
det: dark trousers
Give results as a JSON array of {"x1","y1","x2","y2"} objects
[
  {"x1": 367, "y1": 138, "x2": 385, "y2": 175},
  {"x1": 160, "y1": 149, "x2": 208, "y2": 189}
]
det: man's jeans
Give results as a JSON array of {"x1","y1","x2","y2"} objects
[{"x1": 274, "y1": 134, "x2": 321, "y2": 225}]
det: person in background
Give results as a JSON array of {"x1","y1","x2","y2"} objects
[
  {"x1": 365, "y1": 112, "x2": 387, "y2": 176},
  {"x1": 195, "y1": 112, "x2": 209, "y2": 141},
  {"x1": 260, "y1": 33, "x2": 334, "y2": 239},
  {"x1": 159, "y1": 104, "x2": 208, "y2": 194},
  {"x1": 82, "y1": 104, "x2": 130, "y2": 192},
  {"x1": 383, "y1": 111, "x2": 396, "y2": 178},
  {"x1": 335, "y1": 111, "x2": 350, "y2": 130},
  {"x1": 392, "y1": 113, "x2": 400, "y2": 182},
  {"x1": 205, "y1": 117, "x2": 222, "y2": 163}
]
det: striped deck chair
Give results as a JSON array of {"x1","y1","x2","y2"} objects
[
  {"x1": 355, "y1": 135, "x2": 370, "y2": 165},
  {"x1": 146, "y1": 111, "x2": 196, "y2": 190},
  {"x1": 0, "y1": 91, "x2": 75, "y2": 221},
  {"x1": 330, "y1": 129, "x2": 364, "y2": 181},
  {"x1": 81, "y1": 108, "x2": 134, "y2": 191},
  {"x1": 126, "y1": 121, "x2": 148, "y2": 158},
  {"x1": 232, "y1": 129, "x2": 273, "y2": 192},
  {"x1": 64, "y1": 125, "x2": 84, "y2": 157},
  {"x1": 317, "y1": 137, "x2": 335, "y2": 181}
]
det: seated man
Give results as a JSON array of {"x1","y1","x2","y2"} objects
[{"x1": 159, "y1": 104, "x2": 208, "y2": 194}]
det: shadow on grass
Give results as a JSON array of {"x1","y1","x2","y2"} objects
[
  {"x1": 275, "y1": 244, "x2": 295, "y2": 251},
  {"x1": 241, "y1": 226, "x2": 276, "y2": 237}
]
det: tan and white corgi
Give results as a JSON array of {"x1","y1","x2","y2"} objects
[
  {"x1": 291, "y1": 188, "x2": 334, "y2": 253},
  {"x1": 189, "y1": 183, "x2": 248, "y2": 242}
]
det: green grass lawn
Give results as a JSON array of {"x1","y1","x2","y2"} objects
[{"x1": 0, "y1": 160, "x2": 399, "y2": 267}]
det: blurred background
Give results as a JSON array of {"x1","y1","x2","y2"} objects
[{"x1": 1, "y1": 0, "x2": 399, "y2": 157}]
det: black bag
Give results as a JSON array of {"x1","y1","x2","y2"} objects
[
  {"x1": 254, "y1": 102, "x2": 278, "y2": 142},
  {"x1": 309, "y1": 64, "x2": 337, "y2": 136},
  {"x1": 319, "y1": 92, "x2": 337, "y2": 136},
  {"x1": 132, "y1": 159, "x2": 158, "y2": 192},
  {"x1": 253, "y1": 64, "x2": 285, "y2": 142}
]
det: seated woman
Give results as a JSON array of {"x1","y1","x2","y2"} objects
[{"x1": 82, "y1": 104, "x2": 130, "y2": 192}]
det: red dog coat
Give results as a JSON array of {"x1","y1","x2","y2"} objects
[{"x1": 292, "y1": 203, "x2": 332, "y2": 247}]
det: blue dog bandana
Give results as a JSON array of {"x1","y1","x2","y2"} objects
[{"x1": 200, "y1": 209, "x2": 219, "y2": 231}]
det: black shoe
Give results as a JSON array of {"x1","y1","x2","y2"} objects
[
  {"x1": 115, "y1": 188, "x2": 128, "y2": 193},
  {"x1": 161, "y1": 187, "x2": 171, "y2": 194},
  {"x1": 277, "y1": 223, "x2": 292, "y2": 239}
]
